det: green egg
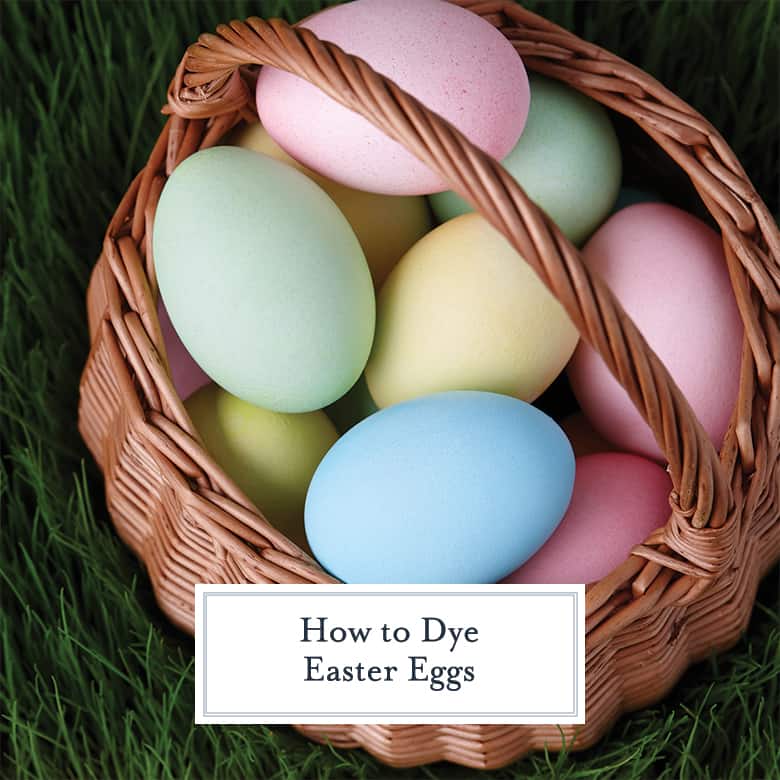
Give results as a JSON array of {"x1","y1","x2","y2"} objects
[
  {"x1": 430, "y1": 75, "x2": 622, "y2": 246},
  {"x1": 154, "y1": 146, "x2": 375, "y2": 413},
  {"x1": 186, "y1": 384, "x2": 339, "y2": 552}
]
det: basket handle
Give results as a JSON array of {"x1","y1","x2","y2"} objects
[{"x1": 163, "y1": 9, "x2": 739, "y2": 579}]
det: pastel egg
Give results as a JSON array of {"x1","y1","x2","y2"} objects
[
  {"x1": 228, "y1": 122, "x2": 432, "y2": 288},
  {"x1": 504, "y1": 453, "x2": 670, "y2": 584},
  {"x1": 567, "y1": 203, "x2": 742, "y2": 460},
  {"x1": 365, "y1": 213, "x2": 579, "y2": 408},
  {"x1": 305, "y1": 391, "x2": 575, "y2": 583},
  {"x1": 430, "y1": 74, "x2": 621, "y2": 245},
  {"x1": 256, "y1": 0, "x2": 529, "y2": 195},
  {"x1": 154, "y1": 146, "x2": 375, "y2": 413},
  {"x1": 186, "y1": 384, "x2": 338, "y2": 552},
  {"x1": 157, "y1": 298, "x2": 210, "y2": 401}
]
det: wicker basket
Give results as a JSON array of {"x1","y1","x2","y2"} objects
[{"x1": 78, "y1": 0, "x2": 780, "y2": 770}]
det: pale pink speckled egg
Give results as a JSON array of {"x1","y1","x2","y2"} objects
[
  {"x1": 503, "y1": 453, "x2": 671, "y2": 585},
  {"x1": 256, "y1": 0, "x2": 530, "y2": 195},
  {"x1": 567, "y1": 203, "x2": 743, "y2": 461},
  {"x1": 158, "y1": 299, "x2": 210, "y2": 401}
]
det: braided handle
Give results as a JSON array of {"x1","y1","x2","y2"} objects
[{"x1": 162, "y1": 6, "x2": 743, "y2": 578}]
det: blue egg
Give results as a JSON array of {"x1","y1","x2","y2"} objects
[{"x1": 305, "y1": 391, "x2": 575, "y2": 584}]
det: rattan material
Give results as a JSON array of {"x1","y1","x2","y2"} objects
[{"x1": 78, "y1": 0, "x2": 780, "y2": 770}]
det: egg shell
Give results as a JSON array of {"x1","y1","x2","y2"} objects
[
  {"x1": 365, "y1": 212, "x2": 579, "y2": 408},
  {"x1": 430, "y1": 74, "x2": 621, "y2": 245},
  {"x1": 186, "y1": 384, "x2": 338, "y2": 552},
  {"x1": 157, "y1": 298, "x2": 210, "y2": 401},
  {"x1": 305, "y1": 390, "x2": 575, "y2": 584},
  {"x1": 256, "y1": 0, "x2": 529, "y2": 195},
  {"x1": 228, "y1": 122, "x2": 432, "y2": 287},
  {"x1": 560, "y1": 413, "x2": 611, "y2": 457},
  {"x1": 503, "y1": 453, "x2": 670, "y2": 584},
  {"x1": 325, "y1": 374, "x2": 378, "y2": 434},
  {"x1": 567, "y1": 203, "x2": 743, "y2": 460},
  {"x1": 154, "y1": 146, "x2": 375, "y2": 413}
]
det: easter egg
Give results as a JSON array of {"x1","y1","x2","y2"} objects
[
  {"x1": 325, "y1": 374, "x2": 378, "y2": 434},
  {"x1": 157, "y1": 298, "x2": 210, "y2": 401},
  {"x1": 256, "y1": 0, "x2": 529, "y2": 195},
  {"x1": 228, "y1": 122, "x2": 432, "y2": 287},
  {"x1": 305, "y1": 391, "x2": 575, "y2": 584},
  {"x1": 186, "y1": 384, "x2": 338, "y2": 552},
  {"x1": 560, "y1": 413, "x2": 610, "y2": 457},
  {"x1": 154, "y1": 146, "x2": 375, "y2": 413},
  {"x1": 504, "y1": 453, "x2": 670, "y2": 584},
  {"x1": 567, "y1": 203, "x2": 742, "y2": 460},
  {"x1": 430, "y1": 74, "x2": 621, "y2": 245},
  {"x1": 364, "y1": 213, "x2": 579, "y2": 408}
]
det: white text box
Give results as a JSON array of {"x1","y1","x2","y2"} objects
[{"x1": 195, "y1": 584, "x2": 585, "y2": 725}]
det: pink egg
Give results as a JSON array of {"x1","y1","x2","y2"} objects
[
  {"x1": 503, "y1": 453, "x2": 670, "y2": 585},
  {"x1": 256, "y1": 0, "x2": 529, "y2": 195},
  {"x1": 157, "y1": 299, "x2": 210, "y2": 401},
  {"x1": 568, "y1": 203, "x2": 743, "y2": 461}
]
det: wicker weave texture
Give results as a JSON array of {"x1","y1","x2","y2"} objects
[{"x1": 78, "y1": 0, "x2": 780, "y2": 769}]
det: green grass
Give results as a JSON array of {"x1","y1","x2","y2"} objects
[{"x1": 1, "y1": 0, "x2": 778, "y2": 778}]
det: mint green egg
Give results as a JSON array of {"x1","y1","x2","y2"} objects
[
  {"x1": 154, "y1": 147, "x2": 375, "y2": 413},
  {"x1": 430, "y1": 75, "x2": 622, "y2": 246}
]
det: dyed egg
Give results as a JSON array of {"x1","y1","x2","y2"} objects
[
  {"x1": 256, "y1": 0, "x2": 529, "y2": 195},
  {"x1": 365, "y1": 213, "x2": 579, "y2": 408},
  {"x1": 568, "y1": 204, "x2": 742, "y2": 460},
  {"x1": 305, "y1": 391, "x2": 575, "y2": 584},
  {"x1": 186, "y1": 384, "x2": 338, "y2": 552},
  {"x1": 560, "y1": 413, "x2": 610, "y2": 457},
  {"x1": 228, "y1": 122, "x2": 432, "y2": 287},
  {"x1": 430, "y1": 74, "x2": 621, "y2": 245},
  {"x1": 157, "y1": 298, "x2": 210, "y2": 401},
  {"x1": 154, "y1": 146, "x2": 375, "y2": 413},
  {"x1": 325, "y1": 374, "x2": 378, "y2": 434},
  {"x1": 504, "y1": 453, "x2": 670, "y2": 584}
]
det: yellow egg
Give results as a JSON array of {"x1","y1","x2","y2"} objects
[
  {"x1": 228, "y1": 122, "x2": 433, "y2": 287},
  {"x1": 365, "y1": 213, "x2": 579, "y2": 408},
  {"x1": 185, "y1": 384, "x2": 338, "y2": 552}
]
